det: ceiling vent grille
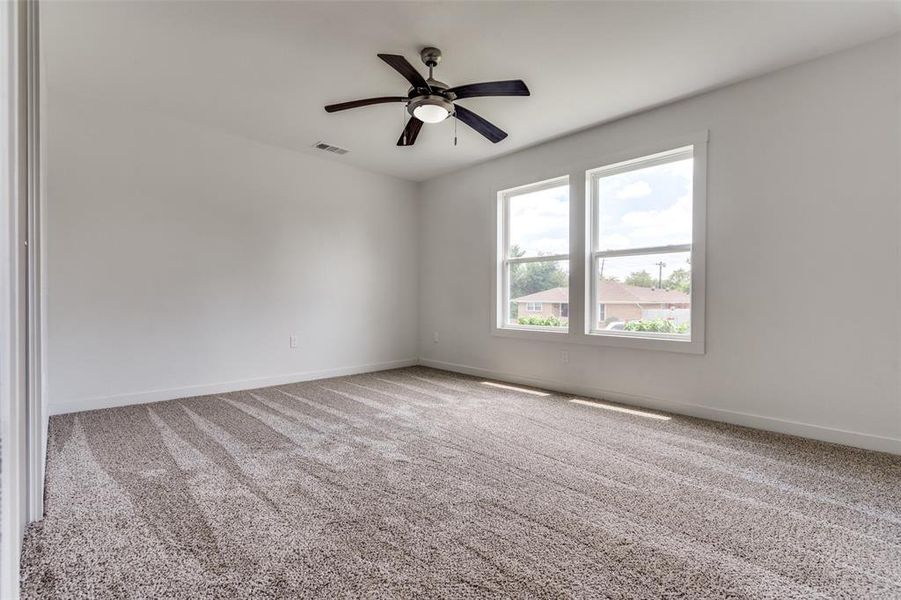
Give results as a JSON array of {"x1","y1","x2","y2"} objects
[{"x1": 313, "y1": 141, "x2": 349, "y2": 155}]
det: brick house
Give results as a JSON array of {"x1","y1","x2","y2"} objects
[{"x1": 512, "y1": 279, "x2": 690, "y2": 325}]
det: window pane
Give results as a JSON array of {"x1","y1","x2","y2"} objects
[
  {"x1": 508, "y1": 183, "x2": 569, "y2": 258},
  {"x1": 596, "y1": 158, "x2": 692, "y2": 251},
  {"x1": 507, "y1": 260, "x2": 569, "y2": 328},
  {"x1": 594, "y1": 251, "x2": 690, "y2": 335}
]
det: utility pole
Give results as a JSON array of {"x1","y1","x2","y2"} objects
[{"x1": 654, "y1": 261, "x2": 666, "y2": 288}]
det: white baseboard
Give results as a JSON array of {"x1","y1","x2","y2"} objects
[
  {"x1": 48, "y1": 355, "x2": 901, "y2": 456},
  {"x1": 419, "y1": 358, "x2": 901, "y2": 456},
  {"x1": 49, "y1": 358, "x2": 419, "y2": 416}
]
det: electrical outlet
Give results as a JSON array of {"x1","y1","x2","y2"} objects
[
  {"x1": 560, "y1": 350, "x2": 569, "y2": 363},
  {"x1": 289, "y1": 335, "x2": 298, "y2": 349},
  {"x1": 433, "y1": 331, "x2": 440, "y2": 343}
]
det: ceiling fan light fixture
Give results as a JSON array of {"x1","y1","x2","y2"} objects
[
  {"x1": 413, "y1": 103, "x2": 449, "y2": 124},
  {"x1": 408, "y1": 95, "x2": 454, "y2": 124}
]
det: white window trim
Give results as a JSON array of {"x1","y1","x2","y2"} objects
[
  {"x1": 493, "y1": 175, "x2": 570, "y2": 336},
  {"x1": 586, "y1": 144, "x2": 701, "y2": 353},
  {"x1": 491, "y1": 131, "x2": 707, "y2": 354}
]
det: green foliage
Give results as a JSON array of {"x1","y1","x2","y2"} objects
[
  {"x1": 624, "y1": 268, "x2": 691, "y2": 293},
  {"x1": 517, "y1": 315, "x2": 566, "y2": 327},
  {"x1": 664, "y1": 268, "x2": 691, "y2": 293},
  {"x1": 622, "y1": 319, "x2": 690, "y2": 334},
  {"x1": 625, "y1": 270, "x2": 655, "y2": 288},
  {"x1": 509, "y1": 245, "x2": 567, "y2": 299}
]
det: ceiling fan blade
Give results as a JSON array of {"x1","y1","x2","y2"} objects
[
  {"x1": 453, "y1": 105, "x2": 507, "y2": 143},
  {"x1": 324, "y1": 96, "x2": 408, "y2": 113},
  {"x1": 397, "y1": 117, "x2": 424, "y2": 146},
  {"x1": 378, "y1": 54, "x2": 431, "y2": 91},
  {"x1": 446, "y1": 80, "x2": 530, "y2": 99}
]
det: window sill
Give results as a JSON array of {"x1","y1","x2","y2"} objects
[
  {"x1": 491, "y1": 326, "x2": 704, "y2": 354},
  {"x1": 584, "y1": 331, "x2": 704, "y2": 354},
  {"x1": 491, "y1": 326, "x2": 570, "y2": 342}
]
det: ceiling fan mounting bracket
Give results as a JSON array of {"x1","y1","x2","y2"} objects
[{"x1": 420, "y1": 47, "x2": 442, "y2": 68}]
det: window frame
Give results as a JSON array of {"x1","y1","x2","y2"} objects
[
  {"x1": 491, "y1": 131, "x2": 706, "y2": 353},
  {"x1": 587, "y1": 145, "x2": 695, "y2": 344},
  {"x1": 494, "y1": 175, "x2": 570, "y2": 336}
]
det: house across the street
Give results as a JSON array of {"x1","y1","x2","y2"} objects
[{"x1": 512, "y1": 279, "x2": 690, "y2": 326}]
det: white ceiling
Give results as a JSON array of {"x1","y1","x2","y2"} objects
[{"x1": 44, "y1": 1, "x2": 901, "y2": 182}]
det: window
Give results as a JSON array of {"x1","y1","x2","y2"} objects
[
  {"x1": 588, "y1": 145, "x2": 699, "y2": 345},
  {"x1": 492, "y1": 132, "x2": 705, "y2": 353},
  {"x1": 497, "y1": 176, "x2": 569, "y2": 331}
]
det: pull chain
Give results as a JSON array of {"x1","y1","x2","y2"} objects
[
  {"x1": 401, "y1": 102, "x2": 406, "y2": 144},
  {"x1": 454, "y1": 112, "x2": 458, "y2": 146}
]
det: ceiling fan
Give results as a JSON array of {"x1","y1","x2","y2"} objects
[{"x1": 324, "y1": 47, "x2": 530, "y2": 146}]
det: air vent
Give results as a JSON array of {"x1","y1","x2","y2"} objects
[{"x1": 312, "y1": 141, "x2": 349, "y2": 155}]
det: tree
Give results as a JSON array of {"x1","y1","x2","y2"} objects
[
  {"x1": 664, "y1": 268, "x2": 690, "y2": 293},
  {"x1": 508, "y1": 244, "x2": 567, "y2": 300},
  {"x1": 625, "y1": 270, "x2": 655, "y2": 288},
  {"x1": 510, "y1": 260, "x2": 567, "y2": 299}
]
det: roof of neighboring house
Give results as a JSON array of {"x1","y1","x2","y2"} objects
[
  {"x1": 517, "y1": 287, "x2": 569, "y2": 303},
  {"x1": 512, "y1": 280, "x2": 690, "y2": 304}
]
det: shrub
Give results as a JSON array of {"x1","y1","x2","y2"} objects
[
  {"x1": 623, "y1": 319, "x2": 689, "y2": 334},
  {"x1": 517, "y1": 315, "x2": 566, "y2": 327}
]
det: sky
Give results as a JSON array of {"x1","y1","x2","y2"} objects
[{"x1": 508, "y1": 157, "x2": 693, "y2": 283}]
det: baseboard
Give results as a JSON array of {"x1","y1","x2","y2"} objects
[
  {"x1": 49, "y1": 358, "x2": 419, "y2": 416},
  {"x1": 0, "y1": 520, "x2": 22, "y2": 600},
  {"x1": 419, "y1": 358, "x2": 901, "y2": 456},
  {"x1": 48, "y1": 356, "x2": 901, "y2": 455}
]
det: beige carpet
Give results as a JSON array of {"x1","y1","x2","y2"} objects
[{"x1": 20, "y1": 367, "x2": 901, "y2": 598}]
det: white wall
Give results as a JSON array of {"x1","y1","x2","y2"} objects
[
  {"x1": 46, "y1": 93, "x2": 420, "y2": 414},
  {"x1": 419, "y1": 35, "x2": 901, "y2": 453}
]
